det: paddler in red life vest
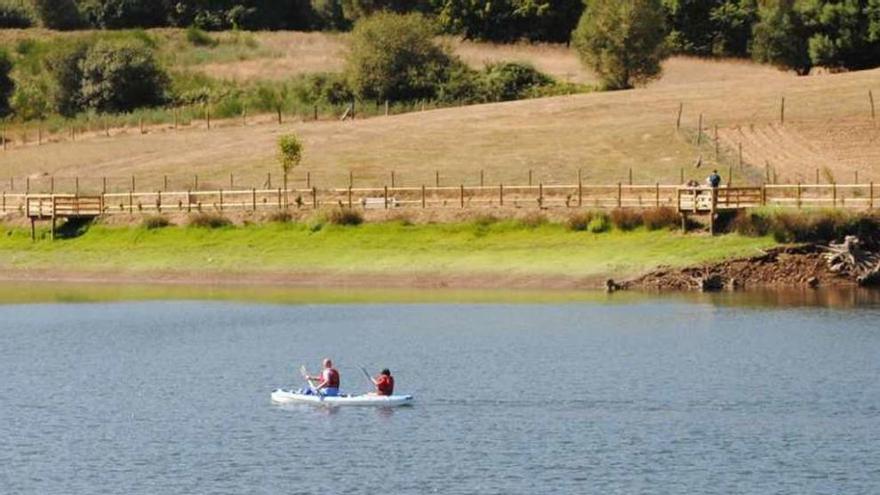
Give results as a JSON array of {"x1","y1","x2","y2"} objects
[
  {"x1": 305, "y1": 358, "x2": 340, "y2": 397},
  {"x1": 369, "y1": 368, "x2": 394, "y2": 396}
]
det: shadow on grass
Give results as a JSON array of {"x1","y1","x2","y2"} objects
[{"x1": 56, "y1": 217, "x2": 94, "y2": 239}]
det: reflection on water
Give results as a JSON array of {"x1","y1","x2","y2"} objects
[{"x1": 0, "y1": 280, "x2": 879, "y2": 308}]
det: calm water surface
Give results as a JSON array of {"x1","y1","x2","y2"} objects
[{"x1": 1, "y1": 293, "x2": 879, "y2": 494}]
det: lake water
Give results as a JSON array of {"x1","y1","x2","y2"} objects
[{"x1": 1, "y1": 289, "x2": 879, "y2": 494}]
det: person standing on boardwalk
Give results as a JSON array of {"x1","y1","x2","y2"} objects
[
  {"x1": 305, "y1": 358, "x2": 341, "y2": 397},
  {"x1": 707, "y1": 170, "x2": 722, "y2": 188}
]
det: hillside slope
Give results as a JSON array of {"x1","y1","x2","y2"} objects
[{"x1": 1, "y1": 53, "x2": 878, "y2": 192}]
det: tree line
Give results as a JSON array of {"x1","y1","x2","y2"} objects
[{"x1": 0, "y1": 0, "x2": 878, "y2": 71}]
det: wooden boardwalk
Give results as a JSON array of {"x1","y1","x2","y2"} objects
[
  {"x1": 26, "y1": 195, "x2": 103, "y2": 240},
  {"x1": 0, "y1": 182, "x2": 876, "y2": 234}
]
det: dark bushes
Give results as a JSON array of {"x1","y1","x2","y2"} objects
[
  {"x1": 642, "y1": 207, "x2": 679, "y2": 230},
  {"x1": 188, "y1": 212, "x2": 232, "y2": 228},
  {"x1": 610, "y1": 209, "x2": 643, "y2": 231},
  {"x1": 566, "y1": 211, "x2": 594, "y2": 231},
  {"x1": 0, "y1": 1, "x2": 33, "y2": 28},
  {"x1": 327, "y1": 208, "x2": 363, "y2": 226},
  {"x1": 142, "y1": 215, "x2": 171, "y2": 229},
  {"x1": 731, "y1": 209, "x2": 880, "y2": 244}
]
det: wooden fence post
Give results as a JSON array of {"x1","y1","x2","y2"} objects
[
  {"x1": 391, "y1": 171, "x2": 396, "y2": 188},
  {"x1": 578, "y1": 170, "x2": 583, "y2": 207},
  {"x1": 164, "y1": 175, "x2": 169, "y2": 191},
  {"x1": 306, "y1": 172, "x2": 311, "y2": 189},
  {"x1": 797, "y1": 183, "x2": 802, "y2": 209},
  {"x1": 252, "y1": 187, "x2": 257, "y2": 211},
  {"x1": 267, "y1": 172, "x2": 272, "y2": 189},
  {"x1": 628, "y1": 168, "x2": 633, "y2": 186},
  {"x1": 832, "y1": 182, "x2": 837, "y2": 207},
  {"x1": 870, "y1": 90, "x2": 876, "y2": 126},
  {"x1": 435, "y1": 171, "x2": 440, "y2": 187},
  {"x1": 349, "y1": 186, "x2": 353, "y2": 208},
  {"x1": 206, "y1": 105, "x2": 211, "y2": 130},
  {"x1": 157, "y1": 190, "x2": 162, "y2": 212},
  {"x1": 870, "y1": 182, "x2": 874, "y2": 209},
  {"x1": 312, "y1": 186, "x2": 317, "y2": 209},
  {"x1": 697, "y1": 113, "x2": 703, "y2": 145},
  {"x1": 219, "y1": 189, "x2": 223, "y2": 211},
  {"x1": 480, "y1": 170, "x2": 484, "y2": 187},
  {"x1": 385, "y1": 100, "x2": 390, "y2": 116},
  {"x1": 230, "y1": 174, "x2": 234, "y2": 189},
  {"x1": 738, "y1": 142, "x2": 743, "y2": 169},
  {"x1": 460, "y1": 184, "x2": 465, "y2": 208},
  {"x1": 26, "y1": 177, "x2": 29, "y2": 194},
  {"x1": 528, "y1": 169, "x2": 533, "y2": 186},
  {"x1": 194, "y1": 175, "x2": 199, "y2": 191},
  {"x1": 421, "y1": 185, "x2": 426, "y2": 208},
  {"x1": 384, "y1": 185, "x2": 388, "y2": 209},
  {"x1": 655, "y1": 183, "x2": 660, "y2": 207},
  {"x1": 780, "y1": 96, "x2": 785, "y2": 126},
  {"x1": 617, "y1": 182, "x2": 622, "y2": 208},
  {"x1": 676, "y1": 102, "x2": 683, "y2": 131},
  {"x1": 499, "y1": 184, "x2": 504, "y2": 206},
  {"x1": 538, "y1": 183, "x2": 543, "y2": 207},
  {"x1": 75, "y1": 176, "x2": 79, "y2": 197}
]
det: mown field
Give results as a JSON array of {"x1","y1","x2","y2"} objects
[
  {"x1": 1, "y1": 30, "x2": 878, "y2": 193},
  {"x1": 0, "y1": 221, "x2": 776, "y2": 286}
]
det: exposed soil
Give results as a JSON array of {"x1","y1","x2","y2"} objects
[{"x1": 625, "y1": 244, "x2": 854, "y2": 291}]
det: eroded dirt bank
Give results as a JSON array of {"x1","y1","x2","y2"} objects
[{"x1": 625, "y1": 245, "x2": 854, "y2": 291}]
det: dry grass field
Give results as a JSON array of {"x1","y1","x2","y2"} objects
[{"x1": 2, "y1": 30, "x2": 879, "y2": 192}]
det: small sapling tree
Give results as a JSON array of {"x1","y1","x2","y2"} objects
[{"x1": 278, "y1": 134, "x2": 303, "y2": 208}]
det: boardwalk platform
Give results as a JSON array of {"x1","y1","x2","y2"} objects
[
  {"x1": 27, "y1": 195, "x2": 103, "y2": 240},
  {"x1": 677, "y1": 187, "x2": 763, "y2": 233}
]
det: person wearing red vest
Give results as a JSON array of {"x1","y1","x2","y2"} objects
[
  {"x1": 370, "y1": 369, "x2": 394, "y2": 396},
  {"x1": 305, "y1": 358, "x2": 340, "y2": 397}
]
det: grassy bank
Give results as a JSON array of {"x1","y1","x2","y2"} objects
[{"x1": 0, "y1": 221, "x2": 776, "y2": 285}]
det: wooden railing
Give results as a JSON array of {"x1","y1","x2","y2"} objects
[
  {"x1": 26, "y1": 195, "x2": 103, "y2": 218},
  {"x1": 0, "y1": 183, "x2": 876, "y2": 216}
]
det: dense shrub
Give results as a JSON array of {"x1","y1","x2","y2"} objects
[
  {"x1": 518, "y1": 211, "x2": 547, "y2": 228},
  {"x1": 642, "y1": 207, "x2": 679, "y2": 230},
  {"x1": 481, "y1": 62, "x2": 553, "y2": 102},
  {"x1": 730, "y1": 209, "x2": 880, "y2": 245},
  {"x1": 346, "y1": 12, "x2": 455, "y2": 102},
  {"x1": 588, "y1": 213, "x2": 611, "y2": 233},
  {"x1": 472, "y1": 213, "x2": 498, "y2": 227},
  {"x1": 0, "y1": 1, "x2": 33, "y2": 28},
  {"x1": 572, "y1": 0, "x2": 668, "y2": 89},
  {"x1": 78, "y1": 0, "x2": 167, "y2": 29},
  {"x1": 188, "y1": 212, "x2": 232, "y2": 228},
  {"x1": 610, "y1": 208, "x2": 643, "y2": 231},
  {"x1": 32, "y1": 0, "x2": 81, "y2": 29},
  {"x1": 142, "y1": 215, "x2": 171, "y2": 229},
  {"x1": 43, "y1": 41, "x2": 90, "y2": 117},
  {"x1": 267, "y1": 210, "x2": 293, "y2": 223},
  {"x1": 731, "y1": 210, "x2": 772, "y2": 237},
  {"x1": 79, "y1": 39, "x2": 169, "y2": 113},
  {"x1": 0, "y1": 50, "x2": 12, "y2": 118},
  {"x1": 327, "y1": 207, "x2": 364, "y2": 226},
  {"x1": 566, "y1": 211, "x2": 594, "y2": 232}
]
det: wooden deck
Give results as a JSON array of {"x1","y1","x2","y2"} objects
[{"x1": 26, "y1": 195, "x2": 103, "y2": 240}]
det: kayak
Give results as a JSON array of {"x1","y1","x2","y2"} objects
[{"x1": 271, "y1": 389, "x2": 414, "y2": 407}]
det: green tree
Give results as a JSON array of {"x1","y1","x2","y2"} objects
[
  {"x1": 77, "y1": 40, "x2": 170, "y2": 113},
  {"x1": 663, "y1": 0, "x2": 757, "y2": 56},
  {"x1": 435, "y1": 0, "x2": 584, "y2": 42},
  {"x1": 751, "y1": 0, "x2": 811, "y2": 74},
  {"x1": 572, "y1": 0, "x2": 668, "y2": 90},
  {"x1": 0, "y1": 49, "x2": 13, "y2": 118},
  {"x1": 32, "y1": 0, "x2": 82, "y2": 29},
  {"x1": 43, "y1": 41, "x2": 90, "y2": 116},
  {"x1": 346, "y1": 12, "x2": 456, "y2": 101},
  {"x1": 78, "y1": 0, "x2": 168, "y2": 29},
  {"x1": 277, "y1": 133, "x2": 303, "y2": 200},
  {"x1": 799, "y1": 0, "x2": 880, "y2": 70}
]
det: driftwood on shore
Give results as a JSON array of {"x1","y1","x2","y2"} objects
[{"x1": 821, "y1": 236, "x2": 880, "y2": 286}]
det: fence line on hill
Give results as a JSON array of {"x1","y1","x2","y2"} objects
[{"x1": 0, "y1": 182, "x2": 876, "y2": 216}]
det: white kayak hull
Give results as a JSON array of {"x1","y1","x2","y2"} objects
[{"x1": 271, "y1": 389, "x2": 414, "y2": 407}]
